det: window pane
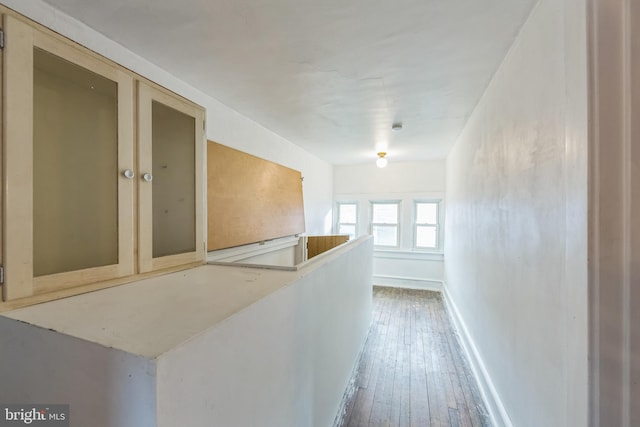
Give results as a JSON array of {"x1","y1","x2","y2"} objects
[
  {"x1": 339, "y1": 224, "x2": 356, "y2": 239},
  {"x1": 372, "y1": 225, "x2": 398, "y2": 246},
  {"x1": 416, "y1": 225, "x2": 437, "y2": 248},
  {"x1": 339, "y1": 204, "x2": 357, "y2": 224},
  {"x1": 372, "y1": 203, "x2": 398, "y2": 224},
  {"x1": 33, "y1": 48, "x2": 118, "y2": 276},
  {"x1": 152, "y1": 101, "x2": 196, "y2": 258},
  {"x1": 416, "y1": 203, "x2": 437, "y2": 224}
]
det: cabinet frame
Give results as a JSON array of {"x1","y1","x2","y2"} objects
[
  {"x1": 0, "y1": 10, "x2": 206, "y2": 309},
  {"x1": 3, "y1": 15, "x2": 135, "y2": 300},
  {"x1": 137, "y1": 81, "x2": 205, "y2": 273}
]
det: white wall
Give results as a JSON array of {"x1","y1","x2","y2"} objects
[
  {"x1": 158, "y1": 238, "x2": 373, "y2": 427},
  {"x1": 0, "y1": 320, "x2": 157, "y2": 427},
  {"x1": 0, "y1": 0, "x2": 333, "y2": 236},
  {"x1": 0, "y1": 238, "x2": 373, "y2": 427},
  {"x1": 334, "y1": 160, "x2": 445, "y2": 290},
  {"x1": 444, "y1": 0, "x2": 587, "y2": 426}
]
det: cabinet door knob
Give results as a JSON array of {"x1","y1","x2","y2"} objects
[
  {"x1": 123, "y1": 169, "x2": 135, "y2": 179},
  {"x1": 142, "y1": 173, "x2": 153, "y2": 182}
]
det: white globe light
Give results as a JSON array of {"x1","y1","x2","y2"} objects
[{"x1": 376, "y1": 156, "x2": 388, "y2": 168}]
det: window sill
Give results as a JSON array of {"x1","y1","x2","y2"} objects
[{"x1": 373, "y1": 249, "x2": 444, "y2": 261}]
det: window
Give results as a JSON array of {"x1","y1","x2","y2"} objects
[
  {"x1": 371, "y1": 202, "x2": 400, "y2": 247},
  {"x1": 415, "y1": 201, "x2": 439, "y2": 249},
  {"x1": 336, "y1": 203, "x2": 358, "y2": 239}
]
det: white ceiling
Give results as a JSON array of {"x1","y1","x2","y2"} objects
[{"x1": 42, "y1": 0, "x2": 537, "y2": 165}]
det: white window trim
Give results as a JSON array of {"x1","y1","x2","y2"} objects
[
  {"x1": 335, "y1": 201, "x2": 358, "y2": 238},
  {"x1": 370, "y1": 200, "x2": 401, "y2": 248},
  {"x1": 413, "y1": 199, "x2": 441, "y2": 251}
]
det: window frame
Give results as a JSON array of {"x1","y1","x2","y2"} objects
[
  {"x1": 413, "y1": 200, "x2": 441, "y2": 251},
  {"x1": 370, "y1": 200, "x2": 401, "y2": 248},
  {"x1": 335, "y1": 202, "x2": 358, "y2": 239}
]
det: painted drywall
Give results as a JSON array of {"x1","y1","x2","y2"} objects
[
  {"x1": 157, "y1": 238, "x2": 373, "y2": 427},
  {"x1": 334, "y1": 160, "x2": 445, "y2": 289},
  {"x1": 0, "y1": 238, "x2": 373, "y2": 427},
  {"x1": 444, "y1": 0, "x2": 587, "y2": 426},
  {"x1": 0, "y1": 319, "x2": 157, "y2": 427},
  {"x1": 0, "y1": 0, "x2": 333, "y2": 236}
]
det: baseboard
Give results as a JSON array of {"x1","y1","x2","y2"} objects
[
  {"x1": 373, "y1": 274, "x2": 443, "y2": 291},
  {"x1": 442, "y1": 284, "x2": 512, "y2": 427},
  {"x1": 332, "y1": 322, "x2": 371, "y2": 427}
]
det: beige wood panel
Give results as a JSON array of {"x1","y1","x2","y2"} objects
[
  {"x1": 3, "y1": 14, "x2": 136, "y2": 300},
  {"x1": 207, "y1": 142, "x2": 306, "y2": 251},
  {"x1": 32, "y1": 30, "x2": 136, "y2": 284},
  {"x1": 307, "y1": 235, "x2": 349, "y2": 259},
  {"x1": 138, "y1": 81, "x2": 205, "y2": 273},
  {"x1": 3, "y1": 15, "x2": 34, "y2": 300}
]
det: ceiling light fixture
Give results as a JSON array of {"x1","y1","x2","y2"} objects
[{"x1": 376, "y1": 152, "x2": 388, "y2": 168}]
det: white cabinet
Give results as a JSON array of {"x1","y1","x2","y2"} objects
[
  {"x1": 137, "y1": 82, "x2": 205, "y2": 273},
  {"x1": 1, "y1": 14, "x2": 205, "y2": 306}
]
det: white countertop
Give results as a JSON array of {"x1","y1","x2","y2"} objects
[{"x1": 1, "y1": 264, "x2": 298, "y2": 359}]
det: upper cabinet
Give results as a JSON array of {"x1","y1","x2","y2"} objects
[
  {"x1": 137, "y1": 82, "x2": 205, "y2": 273},
  {"x1": 1, "y1": 14, "x2": 205, "y2": 307}
]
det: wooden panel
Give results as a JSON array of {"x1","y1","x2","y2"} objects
[
  {"x1": 3, "y1": 16, "x2": 137, "y2": 300},
  {"x1": 207, "y1": 142, "x2": 305, "y2": 251},
  {"x1": 138, "y1": 82, "x2": 206, "y2": 273},
  {"x1": 307, "y1": 235, "x2": 349, "y2": 259},
  {"x1": 3, "y1": 15, "x2": 34, "y2": 300}
]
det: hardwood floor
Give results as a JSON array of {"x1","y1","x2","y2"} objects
[{"x1": 338, "y1": 286, "x2": 491, "y2": 427}]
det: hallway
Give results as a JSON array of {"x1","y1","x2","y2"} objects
[{"x1": 339, "y1": 287, "x2": 490, "y2": 427}]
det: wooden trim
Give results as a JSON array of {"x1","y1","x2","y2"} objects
[
  {"x1": 34, "y1": 264, "x2": 130, "y2": 294},
  {"x1": 3, "y1": 15, "x2": 34, "y2": 301},
  {"x1": 0, "y1": 262, "x2": 202, "y2": 313},
  {"x1": 588, "y1": 0, "x2": 640, "y2": 425},
  {"x1": 137, "y1": 81, "x2": 154, "y2": 273},
  {"x1": 117, "y1": 70, "x2": 136, "y2": 278}
]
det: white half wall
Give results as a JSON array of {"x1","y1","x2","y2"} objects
[
  {"x1": 0, "y1": 320, "x2": 157, "y2": 427},
  {"x1": 0, "y1": 0, "x2": 333, "y2": 236},
  {"x1": 334, "y1": 161, "x2": 445, "y2": 290},
  {"x1": 444, "y1": 0, "x2": 588, "y2": 426},
  {"x1": 158, "y1": 239, "x2": 373, "y2": 427},
  {"x1": 0, "y1": 238, "x2": 373, "y2": 427}
]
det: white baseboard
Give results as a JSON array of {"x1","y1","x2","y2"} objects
[
  {"x1": 442, "y1": 284, "x2": 512, "y2": 427},
  {"x1": 332, "y1": 322, "x2": 371, "y2": 427},
  {"x1": 373, "y1": 274, "x2": 443, "y2": 291}
]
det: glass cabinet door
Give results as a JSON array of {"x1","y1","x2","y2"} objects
[
  {"x1": 137, "y1": 82, "x2": 205, "y2": 273},
  {"x1": 3, "y1": 15, "x2": 134, "y2": 300}
]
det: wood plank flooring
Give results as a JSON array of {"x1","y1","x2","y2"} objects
[{"x1": 338, "y1": 286, "x2": 491, "y2": 427}]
